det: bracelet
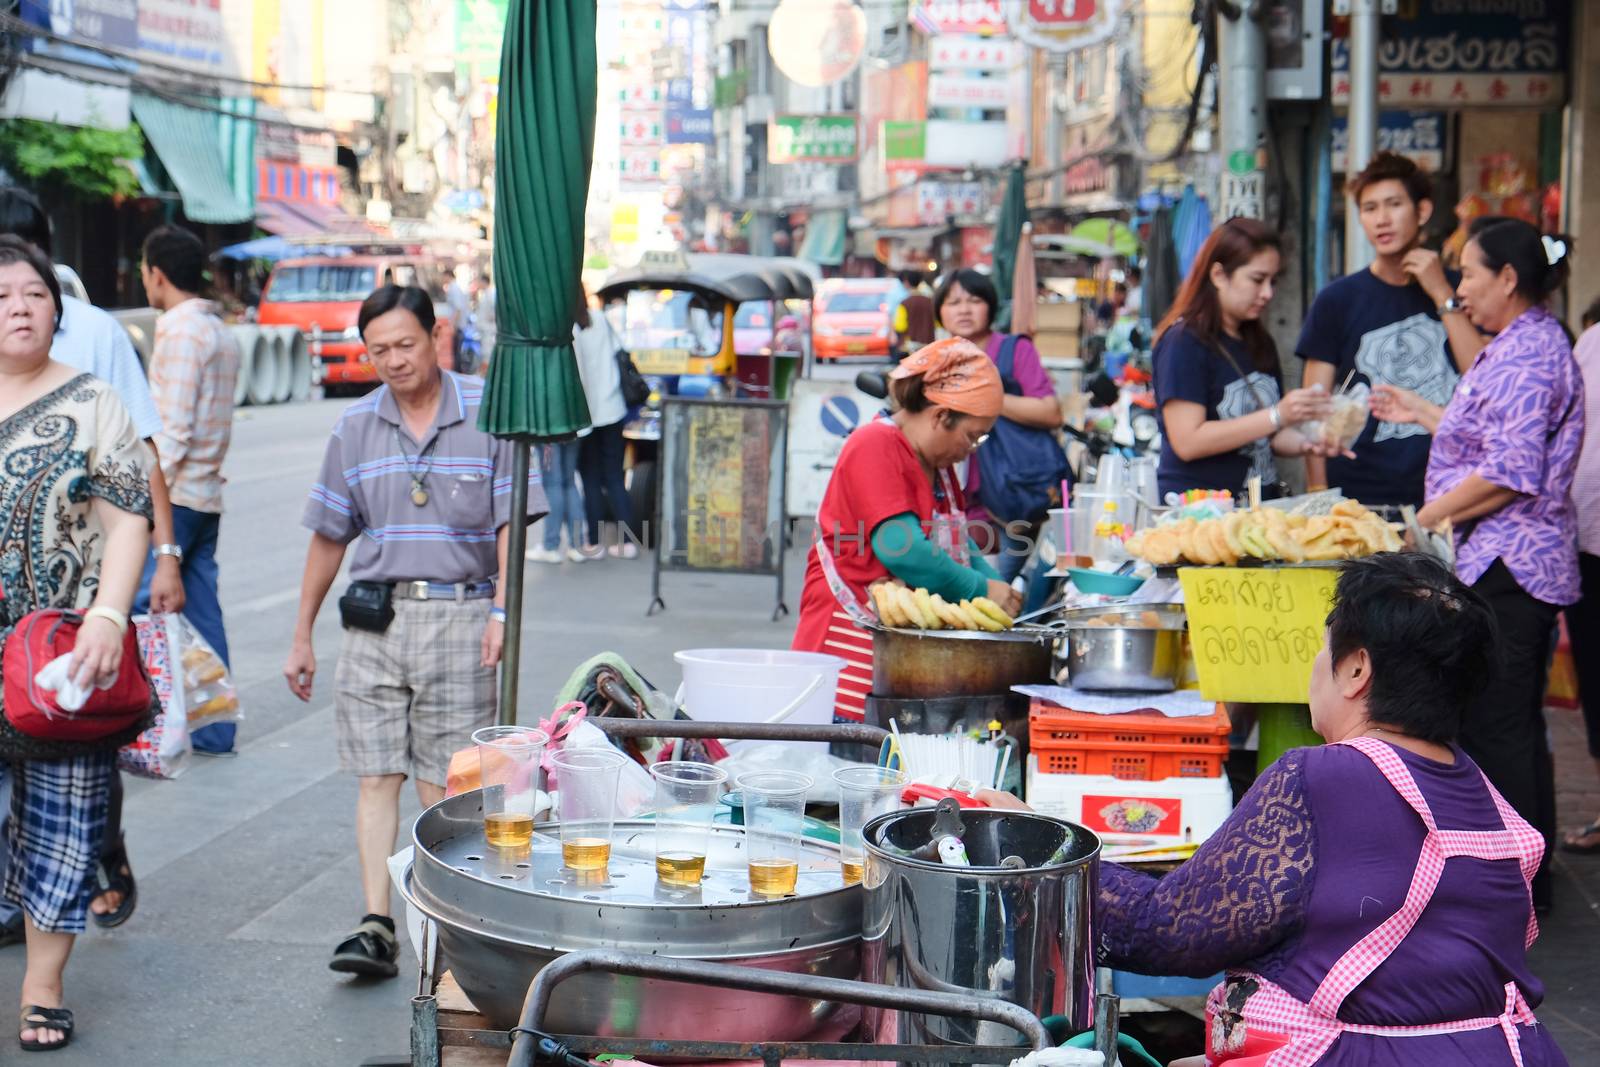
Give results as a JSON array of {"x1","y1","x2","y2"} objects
[
  {"x1": 1267, "y1": 403, "x2": 1283, "y2": 431},
  {"x1": 489, "y1": 607, "x2": 507, "y2": 623},
  {"x1": 155, "y1": 543, "x2": 184, "y2": 562},
  {"x1": 85, "y1": 606, "x2": 129, "y2": 634},
  {"x1": 1307, "y1": 483, "x2": 1329, "y2": 492}
]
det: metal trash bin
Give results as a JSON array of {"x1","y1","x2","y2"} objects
[{"x1": 862, "y1": 808, "x2": 1100, "y2": 1064}]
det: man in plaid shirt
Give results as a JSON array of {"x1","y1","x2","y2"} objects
[{"x1": 137, "y1": 226, "x2": 241, "y2": 753}]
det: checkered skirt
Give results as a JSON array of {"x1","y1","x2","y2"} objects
[{"x1": 4, "y1": 751, "x2": 116, "y2": 933}]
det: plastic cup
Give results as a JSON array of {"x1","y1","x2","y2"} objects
[
  {"x1": 473, "y1": 726, "x2": 550, "y2": 851},
  {"x1": 651, "y1": 761, "x2": 729, "y2": 888},
  {"x1": 551, "y1": 747, "x2": 627, "y2": 871},
  {"x1": 833, "y1": 766, "x2": 905, "y2": 886},
  {"x1": 736, "y1": 770, "x2": 812, "y2": 896}
]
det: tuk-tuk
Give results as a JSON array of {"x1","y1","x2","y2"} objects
[{"x1": 596, "y1": 251, "x2": 816, "y2": 533}]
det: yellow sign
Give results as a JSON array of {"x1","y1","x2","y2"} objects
[
  {"x1": 632, "y1": 348, "x2": 692, "y2": 375},
  {"x1": 610, "y1": 203, "x2": 640, "y2": 247},
  {"x1": 1177, "y1": 567, "x2": 1339, "y2": 704}
]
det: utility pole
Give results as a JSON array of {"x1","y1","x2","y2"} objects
[
  {"x1": 1046, "y1": 52, "x2": 1067, "y2": 205},
  {"x1": 1342, "y1": 0, "x2": 1382, "y2": 271},
  {"x1": 1218, "y1": 2, "x2": 1267, "y2": 219}
]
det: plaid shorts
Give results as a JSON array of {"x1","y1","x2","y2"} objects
[
  {"x1": 4, "y1": 752, "x2": 116, "y2": 934},
  {"x1": 334, "y1": 597, "x2": 497, "y2": 786}
]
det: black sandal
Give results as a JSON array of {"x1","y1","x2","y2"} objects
[
  {"x1": 329, "y1": 918, "x2": 399, "y2": 978},
  {"x1": 19, "y1": 1006, "x2": 73, "y2": 1052},
  {"x1": 91, "y1": 835, "x2": 137, "y2": 929}
]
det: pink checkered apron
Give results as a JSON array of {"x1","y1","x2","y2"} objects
[
  {"x1": 1205, "y1": 736, "x2": 1546, "y2": 1067},
  {"x1": 812, "y1": 464, "x2": 969, "y2": 723}
]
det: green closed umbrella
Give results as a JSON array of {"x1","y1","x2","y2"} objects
[
  {"x1": 480, "y1": 0, "x2": 597, "y2": 727},
  {"x1": 991, "y1": 163, "x2": 1027, "y2": 330}
]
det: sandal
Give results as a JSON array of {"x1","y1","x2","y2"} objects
[
  {"x1": 90, "y1": 835, "x2": 136, "y2": 929},
  {"x1": 1561, "y1": 819, "x2": 1600, "y2": 854},
  {"x1": 329, "y1": 917, "x2": 399, "y2": 979},
  {"x1": 19, "y1": 1006, "x2": 72, "y2": 1052}
]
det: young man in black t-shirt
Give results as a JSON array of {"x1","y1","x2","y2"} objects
[{"x1": 1297, "y1": 153, "x2": 1484, "y2": 506}]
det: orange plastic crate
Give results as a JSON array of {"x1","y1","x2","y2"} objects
[{"x1": 1028, "y1": 700, "x2": 1232, "y2": 781}]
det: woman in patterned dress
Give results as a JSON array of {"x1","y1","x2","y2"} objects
[
  {"x1": 1405, "y1": 218, "x2": 1582, "y2": 913},
  {"x1": 0, "y1": 235, "x2": 155, "y2": 1051}
]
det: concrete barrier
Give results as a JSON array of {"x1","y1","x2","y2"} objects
[{"x1": 230, "y1": 325, "x2": 261, "y2": 407}]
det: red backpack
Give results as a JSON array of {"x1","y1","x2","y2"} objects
[{"x1": 3, "y1": 610, "x2": 153, "y2": 741}]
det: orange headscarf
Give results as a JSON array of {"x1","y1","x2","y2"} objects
[{"x1": 888, "y1": 337, "x2": 1003, "y2": 418}]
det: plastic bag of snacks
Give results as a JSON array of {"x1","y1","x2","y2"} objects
[
  {"x1": 122, "y1": 614, "x2": 193, "y2": 779},
  {"x1": 171, "y1": 616, "x2": 241, "y2": 733},
  {"x1": 1297, "y1": 383, "x2": 1370, "y2": 453}
]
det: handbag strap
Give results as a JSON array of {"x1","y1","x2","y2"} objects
[
  {"x1": 1204, "y1": 329, "x2": 1276, "y2": 416},
  {"x1": 995, "y1": 335, "x2": 1021, "y2": 395}
]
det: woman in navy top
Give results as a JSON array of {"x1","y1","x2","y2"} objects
[{"x1": 1153, "y1": 218, "x2": 1333, "y2": 499}]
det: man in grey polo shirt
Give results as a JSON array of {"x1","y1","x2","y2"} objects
[{"x1": 282, "y1": 285, "x2": 546, "y2": 978}]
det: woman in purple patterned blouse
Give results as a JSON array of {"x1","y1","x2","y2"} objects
[
  {"x1": 1095, "y1": 555, "x2": 1566, "y2": 1066},
  {"x1": 1407, "y1": 218, "x2": 1582, "y2": 912}
]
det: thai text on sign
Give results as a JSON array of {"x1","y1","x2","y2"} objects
[{"x1": 1177, "y1": 566, "x2": 1339, "y2": 704}]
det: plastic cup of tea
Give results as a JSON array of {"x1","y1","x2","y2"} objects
[
  {"x1": 473, "y1": 725, "x2": 550, "y2": 851},
  {"x1": 736, "y1": 770, "x2": 812, "y2": 896},
  {"x1": 551, "y1": 747, "x2": 627, "y2": 872},
  {"x1": 651, "y1": 761, "x2": 729, "y2": 888},
  {"x1": 832, "y1": 766, "x2": 905, "y2": 886}
]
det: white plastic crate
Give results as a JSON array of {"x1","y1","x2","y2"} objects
[{"x1": 1025, "y1": 755, "x2": 1235, "y2": 849}]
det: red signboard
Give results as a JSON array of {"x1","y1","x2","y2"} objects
[
  {"x1": 1027, "y1": 0, "x2": 1096, "y2": 24},
  {"x1": 1079, "y1": 794, "x2": 1182, "y2": 837}
]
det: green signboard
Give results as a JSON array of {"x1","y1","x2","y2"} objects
[
  {"x1": 768, "y1": 114, "x2": 859, "y2": 165},
  {"x1": 456, "y1": 0, "x2": 509, "y2": 77},
  {"x1": 883, "y1": 120, "x2": 926, "y2": 162}
]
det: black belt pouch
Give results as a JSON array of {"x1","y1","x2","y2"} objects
[{"x1": 339, "y1": 580, "x2": 395, "y2": 633}]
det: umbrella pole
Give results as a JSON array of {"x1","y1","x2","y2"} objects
[{"x1": 498, "y1": 439, "x2": 532, "y2": 726}]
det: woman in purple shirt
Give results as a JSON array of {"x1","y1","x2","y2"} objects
[
  {"x1": 1097, "y1": 554, "x2": 1565, "y2": 1066},
  {"x1": 1399, "y1": 218, "x2": 1583, "y2": 912}
]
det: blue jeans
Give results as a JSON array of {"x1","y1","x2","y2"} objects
[
  {"x1": 136, "y1": 506, "x2": 233, "y2": 752},
  {"x1": 541, "y1": 442, "x2": 585, "y2": 551}
]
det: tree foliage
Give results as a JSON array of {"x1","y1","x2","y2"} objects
[{"x1": 0, "y1": 119, "x2": 145, "y2": 200}]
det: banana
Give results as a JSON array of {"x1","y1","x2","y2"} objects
[
  {"x1": 971, "y1": 596, "x2": 1014, "y2": 629},
  {"x1": 929, "y1": 594, "x2": 969, "y2": 630},
  {"x1": 873, "y1": 583, "x2": 908, "y2": 627},
  {"x1": 1238, "y1": 520, "x2": 1273, "y2": 560},
  {"x1": 894, "y1": 585, "x2": 924, "y2": 628},
  {"x1": 868, "y1": 583, "x2": 896, "y2": 626},
  {"x1": 960, "y1": 599, "x2": 1005, "y2": 632},
  {"x1": 912, "y1": 587, "x2": 943, "y2": 629}
]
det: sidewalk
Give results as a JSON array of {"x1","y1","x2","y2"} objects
[{"x1": 1536, "y1": 705, "x2": 1600, "y2": 1060}]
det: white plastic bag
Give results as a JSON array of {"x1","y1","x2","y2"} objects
[
  {"x1": 122, "y1": 614, "x2": 193, "y2": 779},
  {"x1": 556, "y1": 719, "x2": 655, "y2": 816},
  {"x1": 167, "y1": 614, "x2": 240, "y2": 732}
]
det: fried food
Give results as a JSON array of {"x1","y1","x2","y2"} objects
[
  {"x1": 874, "y1": 585, "x2": 1014, "y2": 631},
  {"x1": 1123, "y1": 500, "x2": 1399, "y2": 567},
  {"x1": 959, "y1": 600, "x2": 1005, "y2": 632},
  {"x1": 972, "y1": 597, "x2": 1015, "y2": 628},
  {"x1": 911, "y1": 587, "x2": 943, "y2": 629}
]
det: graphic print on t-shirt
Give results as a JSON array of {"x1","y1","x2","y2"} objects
[
  {"x1": 1353, "y1": 312, "x2": 1459, "y2": 444},
  {"x1": 1217, "y1": 372, "x2": 1282, "y2": 485}
]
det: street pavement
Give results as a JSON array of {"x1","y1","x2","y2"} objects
[{"x1": 2, "y1": 393, "x2": 1594, "y2": 1065}]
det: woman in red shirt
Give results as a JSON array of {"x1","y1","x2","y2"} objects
[{"x1": 792, "y1": 339, "x2": 1024, "y2": 721}]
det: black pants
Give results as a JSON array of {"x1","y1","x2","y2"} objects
[
  {"x1": 1464, "y1": 560, "x2": 1559, "y2": 905},
  {"x1": 1566, "y1": 552, "x2": 1600, "y2": 760},
  {"x1": 578, "y1": 419, "x2": 634, "y2": 544}
]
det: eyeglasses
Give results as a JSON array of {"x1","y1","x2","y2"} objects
[{"x1": 959, "y1": 428, "x2": 990, "y2": 452}]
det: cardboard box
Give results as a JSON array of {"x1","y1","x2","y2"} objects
[{"x1": 1035, "y1": 300, "x2": 1082, "y2": 330}]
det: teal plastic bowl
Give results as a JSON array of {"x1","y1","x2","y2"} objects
[{"x1": 1066, "y1": 567, "x2": 1146, "y2": 596}]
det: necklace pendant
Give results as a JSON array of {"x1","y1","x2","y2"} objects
[{"x1": 411, "y1": 484, "x2": 429, "y2": 507}]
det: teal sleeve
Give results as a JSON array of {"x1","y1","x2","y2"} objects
[
  {"x1": 969, "y1": 545, "x2": 1002, "y2": 582},
  {"x1": 870, "y1": 513, "x2": 990, "y2": 603}
]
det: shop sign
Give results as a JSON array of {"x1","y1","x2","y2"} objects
[
  {"x1": 619, "y1": 149, "x2": 662, "y2": 188},
  {"x1": 666, "y1": 109, "x2": 714, "y2": 144},
  {"x1": 138, "y1": 0, "x2": 228, "y2": 73},
  {"x1": 1009, "y1": 0, "x2": 1120, "y2": 53},
  {"x1": 910, "y1": 0, "x2": 1007, "y2": 35},
  {"x1": 621, "y1": 110, "x2": 664, "y2": 146},
  {"x1": 23, "y1": 0, "x2": 138, "y2": 50},
  {"x1": 769, "y1": 115, "x2": 859, "y2": 165},
  {"x1": 960, "y1": 226, "x2": 992, "y2": 267},
  {"x1": 918, "y1": 180, "x2": 988, "y2": 224},
  {"x1": 883, "y1": 119, "x2": 927, "y2": 162},
  {"x1": 610, "y1": 203, "x2": 640, "y2": 246},
  {"x1": 769, "y1": 0, "x2": 867, "y2": 87},
  {"x1": 924, "y1": 118, "x2": 1008, "y2": 168},
  {"x1": 456, "y1": 0, "x2": 509, "y2": 77},
  {"x1": 1177, "y1": 566, "x2": 1339, "y2": 704},
  {"x1": 1330, "y1": 0, "x2": 1569, "y2": 107},
  {"x1": 1331, "y1": 111, "x2": 1446, "y2": 172},
  {"x1": 928, "y1": 72, "x2": 1011, "y2": 110},
  {"x1": 930, "y1": 35, "x2": 1018, "y2": 72}
]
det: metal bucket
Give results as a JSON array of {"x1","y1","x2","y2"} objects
[{"x1": 862, "y1": 808, "x2": 1099, "y2": 1064}]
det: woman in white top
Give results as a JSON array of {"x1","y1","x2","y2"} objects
[{"x1": 572, "y1": 286, "x2": 637, "y2": 557}]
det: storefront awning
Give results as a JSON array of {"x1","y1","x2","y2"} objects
[
  {"x1": 256, "y1": 198, "x2": 375, "y2": 239},
  {"x1": 131, "y1": 94, "x2": 253, "y2": 225}
]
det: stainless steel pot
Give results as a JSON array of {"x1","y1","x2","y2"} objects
[
  {"x1": 402, "y1": 793, "x2": 862, "y2": 1037},
  {"x1": 871, "y1": 625, "x2": 1055, "y2": 699},
  {"x1": 862, "y1": 808, "x2": 1100, "y2": 1065},
  {"x1": 1053, "y1": 604, "x2": 1187, "y2": 692}
]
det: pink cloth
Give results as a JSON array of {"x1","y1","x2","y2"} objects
[{"x1": 1574, "y1": 324, "x2": 1600, "y2": 556}]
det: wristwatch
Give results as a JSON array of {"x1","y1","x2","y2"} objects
[
  {"x1": 155, "y1": 543, "x2": 184, "y2": 562},
  {"x1": 1438, "y1": 297, "x2": 1464, "y2": 315}
]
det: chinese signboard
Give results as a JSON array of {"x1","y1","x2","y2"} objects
[
  {"x1": 1009, "y1": 0, "x2": 1119, "y2": 53},
  {"x1": 138, "y1": 0, "x2": 228, "y2": 72},
  {"x1": 911, "y1": 0, "x2": 1007, "y2": 35},
  {"x1": 1330, "y1": 0, "x2": 1569, "y2": 107},
  {"x1": 918, "y1": 180, "x2": 988, "y2": 223},
  {"x1": 928, "y1": 71, "x2": 1011, "y2": 109},
  {"x1": 1331, "y1": 111, "x2": 1446, "y2": 172},
  {"x1": 930, "y1": 35, "x2": 1018, "y2": 72},
  {"x1": 769, "y1": 115, "x2": 859, "y2": 165}
]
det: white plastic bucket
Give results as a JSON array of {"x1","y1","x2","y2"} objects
[{"x1": 673, "y1": 649, "x2": 844, "y2": 752}]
